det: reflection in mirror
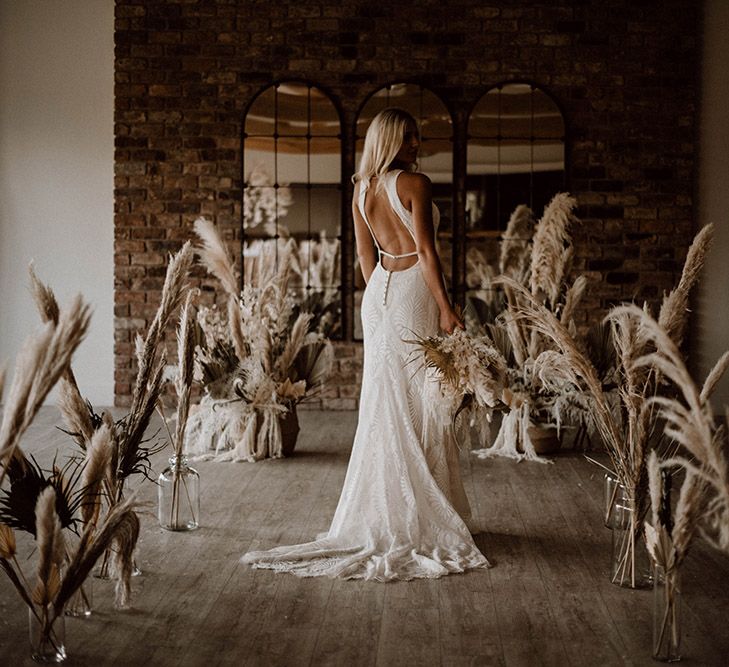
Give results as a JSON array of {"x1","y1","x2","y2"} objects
[
  {"x1": 354, "y1": 83, "x2": 453, "y2": 339},
  {"x1": 465, "y1": 83, "x2": 565, "y2": 323},
  {"x1": 243, "y1": 82, "x2": 342, "y2": 337}
]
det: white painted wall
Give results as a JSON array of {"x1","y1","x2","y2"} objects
[
  {"x1": 696, "y1": 0, "x2": 729, "y2": 410},
  {"x1": 0, "y1": 0, "x2": 114, "y2": 405}
]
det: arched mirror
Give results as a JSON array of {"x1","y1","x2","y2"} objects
[
  {"x1": 243, "y1": 81, "x2": 342, "y2": 337},
  {"x1": 465, "y1": 83, "x2": 565, "y2": 319},
  {"x1": 353, "y1": 83, "x2": 453, "y2": 339}
]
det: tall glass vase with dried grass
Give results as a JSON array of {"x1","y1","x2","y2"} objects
[
  {"x1": 158, "y1": 293, "x2": 200, "y2": 531},
  {"x1": 632, "y1": 300, "x2": 729, "y2": 662},
  {"x1": 507, "y1": 224, "x2": 714, "y2": 588},
  {"x1": 27, "y1": 247, "x2": 195, "y2": 607}
]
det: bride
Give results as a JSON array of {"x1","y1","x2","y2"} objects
[{"x1": 241, "y1": 108, "x2": 489, "y2": 581}]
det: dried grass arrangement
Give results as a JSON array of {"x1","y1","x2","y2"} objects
[
  {"x1": 25, "y1": 245, "x2": 194, "y2": 606},
  {"x1": 504, "y1": 224, "x2": 714, "y2": 586},
  {"x1": 186, "y1": 218, "x2": 333, "y2": 462},
  {"x1": 0, "y1": 288, "x2": 139, "y2": 659},
  {"x1": 627, "y1": 303, "x2": 729, "y2": 660},
  {"x1": 472, "y1": 193, "x2": 589, "y2": 462}
]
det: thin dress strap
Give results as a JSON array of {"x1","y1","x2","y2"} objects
[{"x1": 357, "y1": 172, "x2": 418, "y2": 261}]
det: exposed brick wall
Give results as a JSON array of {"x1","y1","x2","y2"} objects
[{"x1": 114, "y1": 0, "x2": 700, "y2": 407}]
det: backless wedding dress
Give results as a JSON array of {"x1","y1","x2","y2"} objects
[{"x1": 241, "y1": 170, "x2": 489, "y2": 581}]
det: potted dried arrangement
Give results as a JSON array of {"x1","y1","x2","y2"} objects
[
  {"x1": 508, "y1": 224, "x2": 714, "y2": 588},
  {"x1": 469, "y1": 193, "x2": 590, "y2": 462},
  {"x1": 0, "y1": 293, "x2": 139, "y2": 662},
  {"x1": 29, "y1": 245, "x2": 194, "y2": 607},
  {"x1": 185, "y1": 218, "x2": 333, "y2": 462},
  {"x1": 632, "y1": 306, "x2": 729, "y2": 662}
]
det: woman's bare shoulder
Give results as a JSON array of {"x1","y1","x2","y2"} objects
[{"x1": 397, "y1": 171, "x2": 431, "y2": 198}]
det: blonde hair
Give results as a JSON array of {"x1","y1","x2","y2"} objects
[{"x1": 354, "y1": 107, "x2": 418, "y2": 194}]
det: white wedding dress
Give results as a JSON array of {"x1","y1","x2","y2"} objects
[{"x1": 241, "y1": 170, "x2": 489, "y2": 581}]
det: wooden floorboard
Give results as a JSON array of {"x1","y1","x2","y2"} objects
[{"x1": 1, "y1": 407, "x2": 728, "y2": 666}]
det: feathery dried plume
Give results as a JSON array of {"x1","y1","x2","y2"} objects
[
  {"x1": 0, "y1": 523, "x2": 16, "y2": 559},
  {"x1": 700, "y1": 350, "x2": 729, "y2": 404},
  {"x1": 33, "y1": 487, "x2": 63, "y2": 607},
  {"x1": 57, "y1": 376, "x2": 95, "y2": 449},
  {"x1": 110, "y1": 509, "x2": 140, "y2": 608},
  {"x1": 0, "y1": 295, "x2": 91, "y2": 481},
  {"x1": 658, "y1": 224, "x2": 713, "y2": 347},
  {"x1": 28, "y1": 263, "x2": 60, "y2": 325},
  {"x1": 54, "y1": 494, "x2": 140, "y2": 614},
  {"x1": 560, "y1": 275, "x2": 588, "y2": 326},
  {"x1": 194, "y1": 217, "x2": 239, "y2": 299},
  {"x1": 80, "y1": 425, "x2": 112, "y2": 526},
  {"x1": 0, "y1": 364, "x2": 5, "y2": 404},
  {"x1": 499, "y1": 204, "x2": 535, "y2": 278},
  {"x1": 530, "y1": 192, "x2": 577, "y2": 306},
  {"x1": 275, "y1": 313, "x2": 313, "y2": 377}
]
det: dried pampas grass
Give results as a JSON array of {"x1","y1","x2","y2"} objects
[
  {"x1": 194, "y1": 217, "x2": 239, "y2": 300},
  {"x1": 0, "y1": 295, "x2": 91, "y2": 483},
  {"x1": 499, "y1": 204, "x2": 535, "y2": 279}
]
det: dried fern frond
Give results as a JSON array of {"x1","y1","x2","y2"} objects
[
  {"x1": 658, "y1": 224, "x2": 713, "y2": 347},
  {"x1": 194, "y1": 217, "x2": 239, "y2": 299}
]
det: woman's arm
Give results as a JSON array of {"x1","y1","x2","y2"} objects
[
  {"x1": 403, "y1": 173, "x2": 464, "y2": 334},
  {"x1": 352, "y1": 182, "x2": 378, "y2": 284}
]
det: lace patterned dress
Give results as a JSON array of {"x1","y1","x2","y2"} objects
[{"x1": 241, "y1": 170, "x2": 489, "y2": 581}]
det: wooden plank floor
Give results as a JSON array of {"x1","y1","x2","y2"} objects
[{"x1": 1, "y1": 408, "x2": 729, "y2": 666}]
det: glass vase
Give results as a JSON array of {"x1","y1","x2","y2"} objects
[
  {"x1": 29, "y1": 605, "x2": 66, "y2": 663},
  {"x1": 653, "y1": 564, "x2": 681, "y2": 662},
  {"x1": 610, "y1": 488, "x2": 652, "y2": 588},
  {"x1": 604, "y1": 471, "x2": 622, "y2": 528},
  {"x1": 64, "y1": 581, "x2": 92, "y2": 617},
  {"x1": 158, "y1": 455, "x2": 200, "y2": 531}
]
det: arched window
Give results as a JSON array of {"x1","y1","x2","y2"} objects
[
  {"x1": 243, "y1": 82, "x2": 342, "y2": 337},
  {"x1": 465, "y1": 82, "x2": 566, "y2": 315},
  {"x1": 353, "y1": 83, "x2": 453, "y2": 339}
]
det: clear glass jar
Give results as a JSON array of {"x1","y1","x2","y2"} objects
[
  {"x1": 653, "y1": 564, "x2": 681, "y2": 662},
  {"x1": 158, "y1": 455, "x2": 200, "y2": 531},
  {"x1": 64, "y1": 581, "x2": 92, "y2": 617},
  {"x1": 29, "y1": 605, "x2": 66, "y2": 663}
]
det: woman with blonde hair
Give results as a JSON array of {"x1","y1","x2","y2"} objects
[{"x1": 242, "y1": 108, "x2": 489, "y2": 581}]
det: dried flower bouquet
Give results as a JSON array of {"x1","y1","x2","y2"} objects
[{"x1": 185, "y1": 218, "x2": 333, "y2": 462}]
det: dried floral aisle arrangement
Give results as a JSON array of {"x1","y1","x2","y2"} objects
[
  {"x1": 25, "y1": 245, "x2": 194, "y2": 608},
  {"x1": 185, "y1": 218, "x2": 333, "y2": 462},
  {"x1": 632, "y1": 305, "x2": 729, "y2": 661},
  {"x1": 508, "y1": 224, "x2": 715, "y2": 587},
  {"x1": 0, "y1": 292, "x2": 139, "y2": 662},
  {"x1": 470, "y1": 193, "x2": 590, "y2": 462}
]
